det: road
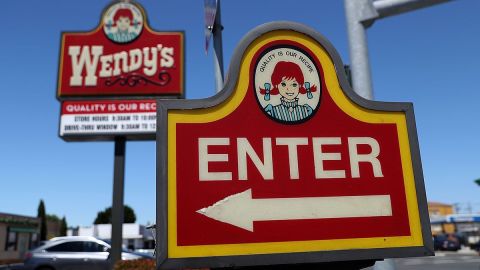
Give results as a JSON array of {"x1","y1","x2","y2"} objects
[
  {"x1": 1, "y1": 251, "x2": 479, "y2": 270},
  {"x1": 365, "y1": 251, "x2": 480, "y2": 270}
]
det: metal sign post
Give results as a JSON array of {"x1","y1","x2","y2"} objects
[
  {"x1": 110, "y1": 137, "x2": 126, "y2": 269},
  {"x1": 204, "y1": 0, "x2": 224, "y2": 93}
]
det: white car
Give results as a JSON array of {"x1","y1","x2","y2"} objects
[{"x1": 24, "y1": 236, "x2": 152, "y2": 270}]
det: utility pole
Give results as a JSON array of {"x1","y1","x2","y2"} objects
[{"x1": 344, "y1": 0, "x2": 452, "y2": 269}]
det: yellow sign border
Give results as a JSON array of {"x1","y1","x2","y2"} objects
[{"x1": 167, "y1": 30, "x2": 423, "y2": 258}]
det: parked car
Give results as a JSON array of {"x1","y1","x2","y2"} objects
[
  {"x1": 24, "y1": 236, "x2": 152, "y2": 270},
  {"x1": 433, "y1": 233, "x2": 461, "y2": 251}
]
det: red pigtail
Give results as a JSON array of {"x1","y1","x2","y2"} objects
[
  {"x1": 299, "y1": 84, "x2": 317, "y2": 94},
  {"x1": 258, "y1": 61, "x2": 318, "y2": 97},
  {"x1": 259, "y1": 87, "x2": 279, "y2": 95}
]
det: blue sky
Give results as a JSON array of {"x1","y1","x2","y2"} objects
[{"x1": 1, "y1": 0, "x2": 479, "y2": 227}]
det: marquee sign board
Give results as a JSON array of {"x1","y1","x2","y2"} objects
[
  {"x1": 57, "y1": 1, "x2": 184, "y2": 98},
  {"x1": 60, "y1": 99, "x2": 156, "y2": 141},
  {"x1": 156, "y1": 22, "x2": 433, "y2": 269}
]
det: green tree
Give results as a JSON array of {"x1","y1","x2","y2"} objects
[
  {"x1": 60, "y1": 216, "x2": 68, "y2": 236},
  {"x1": 37, "y1": 200, "x2": 47, "y2": 241},
  {"x1": 46, "y1": 214, "x2": 60, "y2": 222},
  {"x1": 94, "y1": 205, "x2": 136, "y2": 224}
]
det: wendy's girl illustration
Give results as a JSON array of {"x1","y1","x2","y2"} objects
[
  {"x1": 108, "y1": 8, "x2": 138, "y2": 43},
  {"x1": 104, "y1": 3, "x2": 143, "y2": 44},
  {"x1": 260, "y1": 61, "x2": 318, "y2": 123}
]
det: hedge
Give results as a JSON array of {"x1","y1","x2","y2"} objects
[{"x1": 114, "y1": 259, "x2": 210, "y2": 270}]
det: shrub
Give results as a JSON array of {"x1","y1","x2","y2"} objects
[
  {"x1": 114, "y1": 259, "x2": 155, "y2": 270},
  {"x1": 0, "y1": 259, "x2": 23, "y2": 265},
  {"x1": 114, "y1": 259, "x2": 210, "y2": 270}
]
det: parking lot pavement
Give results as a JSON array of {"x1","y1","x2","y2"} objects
[
  {"x1": 458, "y1": 246, "x2": 479, "y2": 255},
  {"x1": 3, "y1": 250, "x2": 477, "y2": 270},
  {"x1": 364, "y1": 251, "x2": 480, "y2": 270}
]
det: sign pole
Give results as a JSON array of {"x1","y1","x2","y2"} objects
[
  {"x1": 212, "y1": 0, "x2": 224, "y2": 93},
  {"x1": 110, "y1": 136, "x2": 126, "y2": 270}
]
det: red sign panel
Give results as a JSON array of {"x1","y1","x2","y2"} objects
[
  {"x1": 175, "y1": 40, "x2": 409, "y2": 245},
  {"x1": 57, "y1": 2, "x2": 184, "y2": 98}
]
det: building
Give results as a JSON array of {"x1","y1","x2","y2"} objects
[
  {"x1": 428, "y1": 202, "x2": 455, "y2": 216},
  {"x1": 428, "y1": 202, "x2": 480, "y2": 245},
  {"x1": 0, "y1": 213, "x2": 40, "y2": 261},
  {"x1": 428, "y1": 202, "x2": 455, "y2": 235},
  {"x1": 67, "y1": 223, "x2": 154, "y2": 250},
  {"x1": 431, "y1": 214, "x2": 480, "y2": 245}
]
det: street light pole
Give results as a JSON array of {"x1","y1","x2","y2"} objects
[
  {"x1": 344, "y1": 0, "x2": 376, "y2": 100},
  {"x1": 344, "y1": 0, "x2": 451, "y2": 100}
]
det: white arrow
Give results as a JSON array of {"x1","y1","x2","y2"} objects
[{"x1": 197, "y1": 189, "x2": 392, "y2": 232}]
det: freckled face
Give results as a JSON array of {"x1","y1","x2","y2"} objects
[
  {"x1": 278, "y1": 77, "x2": 300, "y2": 100},
  {"x1": 117, "y1": 16, "x2": 131, "y2": 31}
]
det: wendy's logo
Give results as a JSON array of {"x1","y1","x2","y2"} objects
[
  {"x1": 103, "y1": 2, "x2": 144, "y2": 44},
  {"x1": 254, "y1": 46, "x2": 321, "y2": 124}
]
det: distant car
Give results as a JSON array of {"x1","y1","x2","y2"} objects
[
  {"x1": 134, "y1": 249, "x2": 155, "y2": 256},
  {"x1": 23, "y1": 236, "x2": 153, "y2": 270},
  {"x1": 471, "y1": 241, "x2": 480, "y2": 252},
  {"x1": 433, "y1": 234, "x2": 461, "y2": 251}
]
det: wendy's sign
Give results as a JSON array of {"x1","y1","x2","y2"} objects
[
  {"x1": 57, "y1": 1, "x2": 184, "y2": 98},
  {"x1": 155, "y1": 22, "x2": 433, "y2": 269}
]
